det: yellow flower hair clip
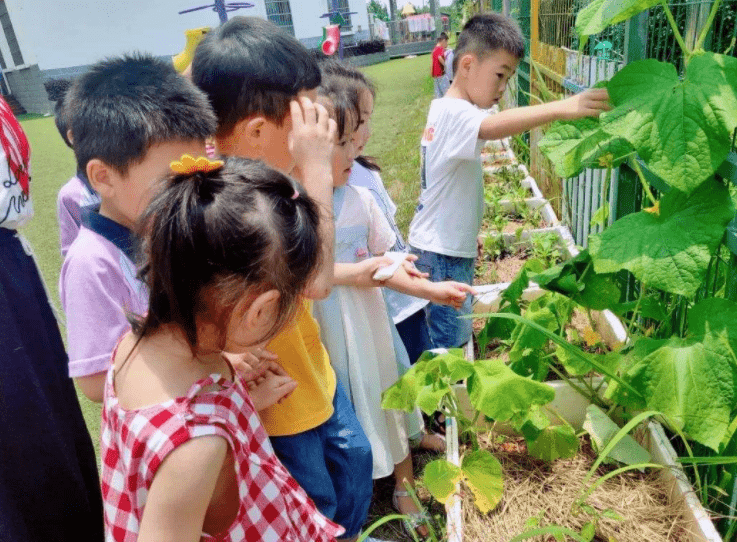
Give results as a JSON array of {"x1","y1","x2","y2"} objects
[{"x1": 170, "y1": 154, "x2": 224, "y2": 175}]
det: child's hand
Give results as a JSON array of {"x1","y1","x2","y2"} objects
[
  {"x1": 401, "y1": 255, "x2": 429, "y2": 279},
  {"x1": 226, "y1": 348, "x2": 278, "y2": 381},
  {"x1": 247, "y1": 368, "x2": 297, "y2": 411},
  {"x1": 428, "y1": 281, "x2": 475, "y2": 309},
  {"x1": 559, "y1": 88, "x2": 611, "y2": 120},
  {"x1": 289, "y1": 97, "x2": 337, "y2": 178}
]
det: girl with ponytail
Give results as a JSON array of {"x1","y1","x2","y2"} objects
[{"x1": 100, "y1": 155, "x2": 344, "y2": 542}]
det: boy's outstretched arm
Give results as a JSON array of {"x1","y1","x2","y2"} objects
[
  {"x1": 289, "y1": 97, "x2": 337, "y2": 300},
  {"x1": 478, "y1": 88, "x2": 610, "y2": 141}
]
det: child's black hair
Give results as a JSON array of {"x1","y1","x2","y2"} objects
[
  {"x1": 438, "y1": 32, "x2": 449, "y2": 42},
  {"x1": 316, "y1": 77, "x2": 359, "y2": 142},
  {"x1": 65, "y1": 53, "x2": 216, "y2": 175},
  {"x1": 318, "y1": 61, "x2": 381, "y2": 172},
  {"x1": 132, "y1": 156, "x2": 321, "y2": 350},
  {"x1": 192, "y1": 16, "x2": 321, "y2": 137},
  {"x1": 44, "y1": 78, "x2": 73, "y2": 148},
  {"x1": 453, "y1": 13, "x2": 525, "y2": 74}
]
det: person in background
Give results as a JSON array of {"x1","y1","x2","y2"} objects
[
  {"x1": 44, "y1": 78, "x2": 102, "y2": 258},
  {"x1": 0, "y1": 95, "x2": 104, "y2": 541},
  {"x1": 431, "y1": 31, "x2": 449, "y2": 98},
  {"x1": 443, "y1": 46, "x2": 455, "y2": 90}
]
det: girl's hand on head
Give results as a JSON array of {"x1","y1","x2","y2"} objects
[
  {"x1": 429, "y1": 281, "x2": 475, "y2": 309},
  {"x1": 401, "y1": 255, "x2": 429, "y2": 279},
  {"x1": 247, "y1": 369, "x2": 297, "y2": 411},
  {"x1": 560, "y1": 88, "x2": 611, "y2": 120},
  {"x1": 227, "y1": 348, "x2": 277, "y2": 382},
  {"x1": 288, "y1": 97, "x2": 337, "y2": 178}
]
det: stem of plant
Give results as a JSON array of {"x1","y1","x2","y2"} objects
[
  {"x1": 695, "y1": 0, "x2": 722, "y2": 51},
  {"x1": 627, "y1": 283, "x2": 645, "y2": 337},
  {"x1": 629, "y1": 158, "x2": 658, "y2": 207},
  {"x1": 660, "y1": 0, "x2": 691, "y2": 60}
]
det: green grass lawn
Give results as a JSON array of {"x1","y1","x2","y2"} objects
[{"x1": 19, "y1": 55, "x2": 433, "y2": 457}]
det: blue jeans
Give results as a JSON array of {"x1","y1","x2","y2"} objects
[
  {"x1": 395, "y1": 307, "x2": 433, "y2": 364},
  {"x1": 270, "y1": 382, "x2": 373, "y2": 538},
  {"x1": 410, "y1": 247, "x2": 474, "y2": 349}
]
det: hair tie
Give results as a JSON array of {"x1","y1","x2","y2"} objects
[
  {"x1": 170, "y1": 154, "x2": 224, "y2": 175},
  {"x1": 291, "y1": 189, "x2": 299, "y2": 200}
]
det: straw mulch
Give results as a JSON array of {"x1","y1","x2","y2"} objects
[{"x1": 462, "y1": 433, "x2": 693, "y2": 542}]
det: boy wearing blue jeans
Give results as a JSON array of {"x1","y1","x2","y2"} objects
[{"x1": 409, "y1": 13, "x2": 611, "y2": 348}]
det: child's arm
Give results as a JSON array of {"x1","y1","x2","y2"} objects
[
  {"x1": 137, "y1": 436, "x2": 228, "y2": 542},
  {"x1": 334, "y1": 255, "x2": 429, "y2": 288},
  {"x1": 289, "y1": 97, "x2": 337, "y2": 300},
  {"x1": 383, "y1": 265, "x2": 474, "y2": 308},
  {"x1": 478, "y1": 88, "x2": 610, "y2": 141}
]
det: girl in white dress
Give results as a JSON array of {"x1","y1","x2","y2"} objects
[{"x1": 313, "y1": 80, "x2": 474, "y2": 537}]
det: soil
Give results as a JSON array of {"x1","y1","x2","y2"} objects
[{"x1": 461, "y1": 433, "x2": 689, "y2": 542}]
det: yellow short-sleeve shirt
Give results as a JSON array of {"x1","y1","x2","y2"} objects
[{"x1": 258, "y1": 299, "x2": 337, "y2": 436}]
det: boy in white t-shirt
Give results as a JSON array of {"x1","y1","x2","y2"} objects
[{"x1": 408, "y1": 13, "x2": 610, "y2": 348}]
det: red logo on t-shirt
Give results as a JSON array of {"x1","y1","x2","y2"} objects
[{"x1": 423, "y1": 126, "x2": 435, "y2": 142}]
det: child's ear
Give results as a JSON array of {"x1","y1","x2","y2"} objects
[
  {"x1": 66, "y1": 129, "x2": 74, "y2": 146},
  {"x1": 242, "y1": 289, "x2": 281, "y2": 337},
  {"x1": 235, "y1": 116, "x2": 267, "y2": 153},
  {"x1": 86, "y1": 159, "x2": 118, "y2": 198},
  {"x1": 458, "y1": 53, "x2": 474, "y2": 77}
]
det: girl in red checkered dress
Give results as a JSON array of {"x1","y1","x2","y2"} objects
[{"x1": 100, "y1": 156, "x2": 344, "y2": 542}]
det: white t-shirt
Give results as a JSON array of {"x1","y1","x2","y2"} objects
[
  {"x1": 408, "y1": 97, "x2": 488, "y2": 258},
  {"x1": 348, "y1": 161, "x2": 429, "y2": 323}
]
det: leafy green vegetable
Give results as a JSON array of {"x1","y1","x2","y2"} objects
[
  {"x1": 423, "y1": 459, "x2": 462, "y2": 504},
  {"x1": 467, "y1": 358, "x2": 555, "y2": 421},
  {"x1": 575, "y1": 0, "x2": 660, "y2": 43},
  {"x1": 601, "y1": 55, "x2": 737, "y2": 193},
  {"x1": 527, "y1": 423, "x2": 580, "y2": 461},
  {"x1": 532, "y1": 250, "x2": 621, "y2": 310},
  {"x1": 461, "y1": 450, "x2": 504, "y2": 513},
  {"x1": 588, "y1": 179, "x2": 734, "y2": 297},
  {"x1": 619, "y1": 299, "x2": 737, "y2": 450},
  {"x1": 583, "y1": 405, "x2": 651, "y2": 466},
  {"x1": 539, "y1": 117, "x2": 632, "y2": 178}
]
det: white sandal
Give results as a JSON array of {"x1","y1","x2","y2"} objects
[{"x1": 392, "y1": 488, "x2": 430, "y2": 538}]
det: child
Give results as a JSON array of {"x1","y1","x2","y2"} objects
[
  {"x1": 408, "y1": 13, "x2": 610, "y2": 349},
  {"x1": 0, "y1": 96, "x2": 103, "y2": 542},
  {"x1": 320, "y1": 60, "x2": 448, "y2": 441},
  {"x1": 313, "y1": 80, "x2": 473, "y2": 538},
  {"x1": 49, "y1": 82, "x2": 102, "y2": 258},
  {"x1": 431, "y1": 32, "x2": 449, "y2": 98},
  {"x1": 101, "y1": 156, "x2": 343, "y2": 542},
  {"x1": 192, "y1": 18, "x2": 374, "y2": 542},
  {"x1": 60, "y1": 54, "x2": 217, "y2": 402}
]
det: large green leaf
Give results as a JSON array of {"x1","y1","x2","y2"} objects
[
  {"x1": 532, "y1": 250, "x2": 621, "y2": 310},
  {"x1": 527, "y1": 423, "x2": 580, "y2": 461},
  {"x1": 423, "y1": 459, "x2": 462, "y2": 504},
  {"x1": 539, "y1": 118, "x2": 633, "y2": 178},
  {"x1": 467, "y1": 358, "x2": 555, "y2": 422},
  {"x1": 601, "y1": 55, "x2": 737, "y2": 193},
  {"x1": 509, "y1": 306, "x2": 558, "y2": 379},
  {"x1": 583, "y1": 405, "x2": 651, "y2": 466},
  {"x1": 588, "y1": 179, "x2": 734, "y2": 297},
  {"x1": 511, "y1": 404, "x2": 551, "y2": 441},
  {"x1": 461, "y1": 450, "x2": 504, "y2": 513},
  {"x1": 575, "y1": 0, "x2": 660, "y2": 42},
  {"x1": 621, "y1": 299, "x2": 737, "y2": 451}
]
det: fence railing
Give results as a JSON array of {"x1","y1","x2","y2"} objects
[{"x1": 368, "y1": 16, "x2": 450, "y2": 45}]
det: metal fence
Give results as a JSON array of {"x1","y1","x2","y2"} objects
[{"x1": 508, "y1": 0, "x2": 737, "y2": 248}]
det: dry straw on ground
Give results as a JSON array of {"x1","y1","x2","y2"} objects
[{"x1": 462, "y1": 433, "x2": 692, "y2": 542}]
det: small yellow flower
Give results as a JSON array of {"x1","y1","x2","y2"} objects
[
  {"x1": 643, "y1": 200, "x2": 660, "y2": 216},
  {"x1": 170, "y1": 154, "x2": 224, "y2": 175}
]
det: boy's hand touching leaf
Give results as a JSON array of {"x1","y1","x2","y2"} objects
[{"x1": 559, "y1": 88, "x2": 611, "y2": 120}]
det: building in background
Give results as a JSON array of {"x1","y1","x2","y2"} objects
[{"x1": 1, "y1": 0, "x2": 369, "y2": 114}]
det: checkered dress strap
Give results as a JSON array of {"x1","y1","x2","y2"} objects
[{"x1": 101, "y1": 370, "x2": 344, "y2": 542}]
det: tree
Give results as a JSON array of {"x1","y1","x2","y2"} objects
[{"x1": 367, "y1": 0, "x2": 389, "y2": 21}]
